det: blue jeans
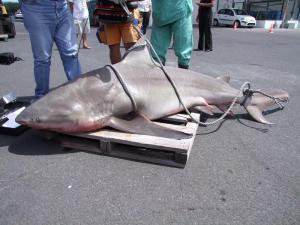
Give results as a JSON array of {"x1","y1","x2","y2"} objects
[{"x1": 21, "y1": 0, "x2": 82, "y2": 97}]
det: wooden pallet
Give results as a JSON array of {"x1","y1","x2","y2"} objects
[{"x1": 47, "y1": 113, "x2": 200, "y2": 168}]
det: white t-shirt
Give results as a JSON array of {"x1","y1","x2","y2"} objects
[
  {"x1": 69, "y1": 0, "x2": 90, "y2": 19},
  {"x1": 138, "y1": 0, "x2": 152, "y2": 12}
]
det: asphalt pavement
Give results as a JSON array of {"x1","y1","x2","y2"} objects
[{"x1": 0, "y1": 22, "x2": 300, "y2": 225}]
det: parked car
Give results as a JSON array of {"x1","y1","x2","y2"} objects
[
  {"x1": 213, "y1": 8, "x2": 256, "y2": 28},
  {"x1": 15, "y1": 10, "x2": 23, "y2": 20}
]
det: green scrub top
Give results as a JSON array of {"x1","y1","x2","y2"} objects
[{"x1": 152, "y1": 0, "x2": 193, "y2": 26}]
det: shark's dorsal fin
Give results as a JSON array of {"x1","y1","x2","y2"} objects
[
  {"x1": 216, "y1": 75, "x2": 230, "y2": 83},
  {"x1": 120, "y1": 36, "x2": 154, "y2": 67}
]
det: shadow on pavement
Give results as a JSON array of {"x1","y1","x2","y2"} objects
[
  {"x1": 196, "y1": 112, "x2": 272, "y2": 135},
  {"x1": 8, "y1": 129, "x2": 78, "y2": 156}
]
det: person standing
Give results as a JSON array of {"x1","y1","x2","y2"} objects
[
  {"x1": 150, "y1": 0, "x2": 193, "y2": 69},
  {"x1": 20, "y1": 0, "x2": 82, "y2": 98},
  {"x1": 195, "y1": 0, "x2": 215, "y2": 51},
  {"x1": 68, "y1": 0, "x2": 91, "y2": 49},
  {"x1": 137, "y1": 0, "x2": 151, "y2": 35},
  {"x1": 97, "y1": 0, "x2": 140, "y2": 64}
]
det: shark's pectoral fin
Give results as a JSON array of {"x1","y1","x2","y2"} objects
[
  {"x1": 107, "y1": 114, "x2": 192, "y2": 139},
  {"x1": 245, "y1": 105, "x2": 273, "y2": 124}
]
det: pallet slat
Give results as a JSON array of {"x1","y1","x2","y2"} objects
[{"x1": 51, "y1": 113, "x2": 200, "y2": 168}]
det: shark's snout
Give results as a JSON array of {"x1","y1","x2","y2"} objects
[
  {"x1": 16, "y1": 96, "x2": 84, "y2": 132},
  {"x1": 16, "y1": 104, "x2": 45, "y2": 125}
]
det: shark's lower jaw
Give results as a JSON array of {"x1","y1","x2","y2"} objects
[{"x1": 31, "y1": 121, "x2": 103, "y2": 133}]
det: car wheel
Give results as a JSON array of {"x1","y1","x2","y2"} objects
[
  {"x1": 234, "y1": 20, "x2": 240, "y2": 28},
  {"x1": 213, "y1": 19, "x2": 219, "y2": 27}
]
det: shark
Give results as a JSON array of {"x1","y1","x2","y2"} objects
[{"x1": 16, "y1": 38, "x2": 289, "y2": 139}]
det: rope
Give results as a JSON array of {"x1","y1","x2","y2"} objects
[
  {"x1": 131, "y1": 24, "x2": 247, "y2": 125},
  {"x1": 249, "y1": 90, "x2": 288, "y2": 109},
  {"x1": 117, "y1": 2, "x2": 287, "y2": 126},
  {"x1": 124, "y1": 6, "x2": 247, "y2": 126},
  {"x1": 105, "y1": 64, "x2": 138, "y2": 115}
]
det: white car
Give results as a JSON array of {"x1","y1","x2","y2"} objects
[
  {"x1": 213, "y1": 8, "x2": 256, "y2": 28},
  {"x1": 15, "y1": 10, "x2": 23, "y2": 20}
]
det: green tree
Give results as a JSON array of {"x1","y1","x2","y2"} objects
[{"x1": 3, "y1": 2, "x2": 20, "y2": 15}]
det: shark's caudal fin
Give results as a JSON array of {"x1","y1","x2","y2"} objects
[
  {"x1": 107, "y1": 114, "x2": 192, "y2": 139},
  {"x1": 243, "y1": 89, "x2": 289, "y2": 124}
]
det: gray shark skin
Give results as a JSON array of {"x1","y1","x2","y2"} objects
[{"x1": 16, "y1": 39, "x2": 289, "y2": 139}]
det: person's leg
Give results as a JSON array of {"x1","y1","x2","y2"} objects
[
  {"x1": 140, "y1": 11, "x2": 150, "y2": 35},
  {"x1": 150, "y1": 23, "x2": 172, "y2": 65},
  {"x1": 82, "y1": 33, "x2": 88, "y2": 48},
  {"x1": 21, "y1": 0, "x2": 56, "y2": 97},
  {"x1": 198, "y1": 15, "x2": 205, "y2": 50},
  {"x1": 124, "y1": 42, "x2": 135, "y2": 50},
  {"x1": 54, "y1": 1, "x2": 81, "y2": 80},
  {"x1": 172, "y1": 14, "x2": 193, "y2": 69},
  {"x1": 109, "y1": 44, "x2": 121, "y2": 64},
  {"x1": 82, "y1": 18, "x2": 91, "y2": 49},
  {"x1": 104, "y1": 24, "x2": 122, "y2": 64},
  {"x1": 205, "y1": 14, "x2": 213, "y2": 51},
  {"x1": 139, "y1": 11, "x2": 146, "y2": 35},
  {"x1": 74, "y1": 18, "x2": 81, "y2": 44},
  {"x1": 143, "y1": 11, "x2": 151, "y2": 35}
]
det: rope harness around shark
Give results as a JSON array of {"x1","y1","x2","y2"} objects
[
  {"x1": 240, "y1": 83, "x2": 287, "y2": 109},
  {"x1": 107, "y1": 1, "x2": 288, "y2": 127},
  {"x1": 105, "y1": 64, "x2": 138, "y2": 114},
  {"x1": 140, "y1": 31, "x2": 288, "y2": 125}
]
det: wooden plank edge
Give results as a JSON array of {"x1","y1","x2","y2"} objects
[
  {"x1": 58, "y1": 135, "x2": 186, "y2": 168},
  {"x1": 72, "y1": 113, "x2": 200, "y2": 154}
]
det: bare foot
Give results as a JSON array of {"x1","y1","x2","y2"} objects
[{"x1": 83, "y1": 45, "x2": 91, "y2": 49}]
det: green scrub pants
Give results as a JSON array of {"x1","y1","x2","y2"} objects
[{"x1": 150, "y1": 14, "x2": 193, "y2": 67}]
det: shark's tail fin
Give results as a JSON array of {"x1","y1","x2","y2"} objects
[{"x1": 243, "y1": 89, "x2": 289, "y2": 124}]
